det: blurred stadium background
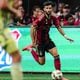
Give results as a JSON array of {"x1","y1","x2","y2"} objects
[{"x1": 23, "y1": 0, "x2": 80, "y2": 16}]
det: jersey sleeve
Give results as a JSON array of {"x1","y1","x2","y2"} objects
[
  {"x1": 32, "y1": 14, "x2": 44, "y2": 26},
  {"x1": 52, "y1": 16, "x2": 60, "y2": 27}
]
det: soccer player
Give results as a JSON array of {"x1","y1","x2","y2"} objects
[
  {"x1": 30, "y1": 6, "x2": 43, "y2": 47},
  {"x1": 0, "y1": 0, "x2": 23, "y2": 80},
  {"x1": 23, "y1": 1, "x2": 74, "y2": 80}
]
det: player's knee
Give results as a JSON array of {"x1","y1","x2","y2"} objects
[
  {"x1": 10, "y1": 50, "x2": 21, "y2": 63},
  {"x1": 38, "y1": 57, "x2": 45, "y2": 65},
  {"x1": 39, "y1": 61, "x2": 45, "y2": 65}
]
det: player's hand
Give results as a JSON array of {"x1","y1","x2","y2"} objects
[
  {"x1": 0, "y1": 0, "x2": 8, "y2": 9},
  {"x1": 7, "y1": 5, "x2": 22, "y2": 18},
  {"x1": 64, "y1": 35, "x2": 74, "y2": 42},
  {"x1": 38, "y1": 14, "x2": 44, "y2": 21},
  {"x1": 66, "y1": 38, "x2": 74, "y2": 42},
  {"x1": 32, "y1": 42, "x2": 37, "y2": 48}
]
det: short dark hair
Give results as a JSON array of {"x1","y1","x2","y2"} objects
[
  {"x1": 43, "y1": 1, "x2": 55, "y2": 8},
  {"x1": 32, "y1": 6, "x2": 40, "y2": 12}
]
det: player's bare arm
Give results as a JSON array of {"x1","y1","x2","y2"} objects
[
  {"x1": 8, "y1": 5, "x2": 22, "y2": 18},
  {"x1": 30, "y1": 25, "x2": 37, "y2": 47},
  {"x1": 57, "y1": 26, "x2": 74, "y2": 42},
  {"x1": 0, "y1": 0, "x2": 22, "y2": 18}
]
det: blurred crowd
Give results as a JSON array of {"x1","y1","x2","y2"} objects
[
  {"x1": 10, "y1": 0, "x2": 80, "y2": 27},
  {"x1": 57, "y1": 3, "x2": 80, "y2": 26}
]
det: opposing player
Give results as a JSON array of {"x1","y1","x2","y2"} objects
[
  {"x1": 0, "y1": 0, "x2": 23, "y2": 80},
  {"x1": 23, "y1": 1, "x2": 74, "y2": 80}
]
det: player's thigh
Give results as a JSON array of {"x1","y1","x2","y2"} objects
[
  {"x1": 48, "y1": 47, "x2": 59, "y2": 56},
  {"x1": 39, "y1": 56, "x2": 45, "y2": 65},
  {"x1": 37, "y1": 45, "x2": 45, "y2": 64},
  {"x1": 46, "y1": 41, "x2": 58, "y2": 56},
  {"x1": 5, "y1": 39, "x2": 21, "y2": 63},
  {"x1": 5, "y1": 39, "x2": 18, "y2": 54}
]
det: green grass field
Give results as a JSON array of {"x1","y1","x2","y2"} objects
[{"x1": 0, "y1": 73, "x2": 80, "y2": 80}]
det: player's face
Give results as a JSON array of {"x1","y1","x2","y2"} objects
[
  {"x1": 33, "y1": 8, "x2": 41, "y2": 17},
  {"x1": 37, "y1": 10, "x2": 43, "y2": 16},
  {"x1": 43, "y1": 5, "x2": 53, "y2": 15}
]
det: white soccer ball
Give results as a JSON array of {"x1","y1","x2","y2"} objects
[{"x1": 51, "y1": 70, "x2": 63, "y2": 80}]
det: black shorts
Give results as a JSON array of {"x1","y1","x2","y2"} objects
[{"x1": 36, "y1": 40, "x2": 56, "y2": 57}]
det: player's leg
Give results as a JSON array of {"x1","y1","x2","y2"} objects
[
  {"x1": 22, "y1": 44, "x2": 40, "y2": 62},
  {"x1": 23, "y1": 44, "x2": 45, "y2": 65},
  {"x1": 49, "y1": 48, "x2": 69, "y2": 80},
  {"x1": 10, "y1": 50, "x2": 23, "y2": 80},
  {"x1": 49, "y1": 47, "x2": 61, "y2": 70},
  {"x1": 36, "y1": 45, "x2": 45, "y2": 65},
  {"x1": 30, "y1": 44, "x2": 45, "y2": 65},
  {"x1": 47, "y1": 41, "x2": 69, "y2": 80},
  {"x1": 46, "y1": 41, "x2": 61, "y2": 70},
  {"x1": 6, "y1": 38, "x2": 23, "y2": 80}
]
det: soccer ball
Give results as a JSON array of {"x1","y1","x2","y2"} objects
[{"x1": 51, "y1": 70, "x2": 63, "y2": 80}]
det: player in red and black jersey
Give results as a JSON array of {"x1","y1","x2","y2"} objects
[
  {"x1": 30, "y1": 6, "x2": 43, "y2": 47},
  {"x1": 23, "y1": 1, "x2": 73, "y2": 80}
]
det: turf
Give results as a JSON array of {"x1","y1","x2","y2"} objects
[{"x1": 0, "y1": 73, "x2": 80, "y2": 80}]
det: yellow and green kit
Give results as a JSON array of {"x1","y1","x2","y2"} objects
[{"x1": 0, "y1": 1, "x2": 18, "y2": 54}]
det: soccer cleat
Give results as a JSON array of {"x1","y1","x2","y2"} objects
[{"x1": 22, "y1": 45, "x2": 33, "y2": 51}]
